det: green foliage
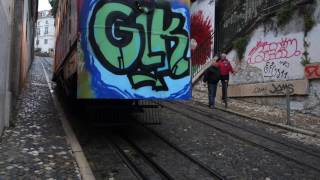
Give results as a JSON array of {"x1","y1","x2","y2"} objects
[
  {"x1": 49, "y1": 0, "x2": 58, "y2": 17},
  {"x1": 301, "y1": 54, "x2": 310, "y2": 66},
  {"x1": 276, "y1": 3, "x2": 295, "y2": 27},
  {"x1": 298, "y1": 4, "x2": 316, "y2": 35},
  {"x1": 304, "y1": 13, "x2": 315, "y2": 34},
  {"x1": 233, "y1": 36, "x2": 249, "y2": 61}
]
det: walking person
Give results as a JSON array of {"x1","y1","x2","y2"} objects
[
  {"x1": 203, "y1": 60, "x2": 220, "y2": 109},
  {"x1": 216, "y1": 53, "x2": 235, "y2": 107}
]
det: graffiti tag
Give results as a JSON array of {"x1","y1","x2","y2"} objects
[
  {"x1": 269, "y1": 83, "x2": 294, "y2": 95},
  {"x1": 263, "y1": 61, "x2": 289, "y2": 79},
  {"x1": 253, "y1": 87, "x2": 267, "y2": 94},
  {"x1": 279, "y1": 60, "x2": 290, "y2": 68},
  {"x1": 89, "y1": 1, "x2": 190, "y2": 91},
  {"x1": 247, "y1": 38, "x2": 302, "y2": 64},
  {"x1": 305, "y1": 63, "x2": 320, "y2": 79},
  {"x1": 191, "y1": 10, "x2": 213, "y2": 66}
]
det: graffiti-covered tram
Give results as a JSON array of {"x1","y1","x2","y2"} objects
[{"x1": 53, "y1": 0, "x2": 192, "y2": 115}]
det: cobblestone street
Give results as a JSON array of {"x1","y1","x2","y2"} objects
[
  {"x1": 0, "y1": 58, "x2": 80, "y2": 179},
  {"x1": 0, "y1": 58, "x2": 320, "y2": 180}
]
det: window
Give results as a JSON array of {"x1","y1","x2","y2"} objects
[
  {"x1": 44, "y1": 39, "x2": 48, "y2": 44},
  {"x1": 38, "y1": 22, "x2": 40, "y2": 26},
  {"x1": 46, "y1": 20, "x2": 48, "y2": 24},
  {"x1": 36, "y1": 40, "x2": 39, "y2": 45},
  {"x1": 45, "y1": 27, "x2": 48, "y2": 34},
  {"x1": 37, "y1": 28, "x2": 40, "y2": 35}
]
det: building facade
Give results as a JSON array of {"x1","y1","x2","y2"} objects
[{"x1": 35, "y1": 10, "x2": 55, "y2": 54}]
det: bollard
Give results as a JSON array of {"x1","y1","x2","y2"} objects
[{"x1": 286, "y1": 87, "x2": 291, "y2": 125}]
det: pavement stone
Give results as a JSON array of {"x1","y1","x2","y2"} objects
[
  {"x1": 193, "y1": 83, "x2": 320, "y2": 135},
  {"x1": 0, "y1": 58, "x2": 81, "y2": 179}
]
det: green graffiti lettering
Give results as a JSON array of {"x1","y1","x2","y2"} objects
[
  {"x1": 89, "y1": 1, "x2": 190, "y2": 91},
  {"x1": 90, "y1": 3, "x2": 141, "y2": 73},
  {"x1": 136, "y1": 13, "x2": 163, "y2": 67},
  {"x1": 170, "y1": 38, "x2": 189, "y2": 77}
]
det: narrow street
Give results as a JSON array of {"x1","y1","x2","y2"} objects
[{"x1": 2, "y1": 57, "x2": 317, "y2": 179}]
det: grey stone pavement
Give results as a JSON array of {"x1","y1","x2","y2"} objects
[
  {"x1": 193, "y1": 81, "x2": 320, "y2": 135},
  {"x1": 0, "y1": 58, "x2": 80, "y2": 179}
]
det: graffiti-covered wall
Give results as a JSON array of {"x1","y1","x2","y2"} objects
[
  {"x1": 229, "y1": 29, "x2": 306, "y2": 84},
  {"x1": 223, "y1": 0, "x2": 320, "y2": 116},
  {"x1": 78, "y1": 0, "x2": 191, "y2": 99},
  {"x1": 190, "y1": 0, "x2": 215, "y2": 65}
]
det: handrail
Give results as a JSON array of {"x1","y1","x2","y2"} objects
[{"x1": 191, "y1": 32, "x2": 215, "y2": 85}]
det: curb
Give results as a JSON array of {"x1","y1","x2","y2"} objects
[
  {"x1": 214, "y1": 103, "x2": 319, "y2": 138},
  {"x1": 41, "y1": 60, "x2": 96, "y2": 180},
  {"x1": 53, "y1": 95, "x2": 96, "y2": 180}
]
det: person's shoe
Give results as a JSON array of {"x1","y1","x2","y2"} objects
[{"x1": 209, "y1": 105, "x2": 215, "y2": 109}]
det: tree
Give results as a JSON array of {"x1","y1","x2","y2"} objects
[{"x1": 49, "y1": 0, "x2": 58, "y2": 17}]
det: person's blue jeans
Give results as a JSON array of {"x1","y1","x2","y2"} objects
[{"x1": 208, "y1": 83, "x2": 218, "y2": 107}]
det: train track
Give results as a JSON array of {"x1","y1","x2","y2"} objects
[
  {"x1": 63, "y1": 101, "x2": 226, "y2": 179},
  {"x1": 107, "y1": 133, "x2": 174, "y2": 180},
  {"x1": 41, "y1": 56, "x2": 223, "y2": 179},
  {"x1": 174, "y1": 101, "x2": 320, "y2": 157},
  {"x1": 108, "y1": 125, "x2": 227, "y2": 180},
  {"x1": 161, "y1": 101, "x2": 320, "y2": 173},
  {"x1": 134, "y1": 123, "x2": 226, "y2": 180}
]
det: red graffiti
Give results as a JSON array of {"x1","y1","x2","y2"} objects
[
  {"x1": 305, "y1": 64, "x2": 320, "y2": 79},
  {"x1": 191, "y1": 11, "x2": 213, "y2": 66},
  {"x1": 247, "y1": 38, "x2": 302, "y2": 64}
]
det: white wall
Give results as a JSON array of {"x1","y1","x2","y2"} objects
[{"x1": 228, "y1": 29, "x2": 308, "y2": 84}]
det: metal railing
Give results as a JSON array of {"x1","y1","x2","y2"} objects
[{"x1": 191, "y1": 32, "x2": 215, "y2": 84}]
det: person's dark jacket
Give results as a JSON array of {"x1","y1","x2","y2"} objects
[{"x1": 203, "y1": 66, "x2": 220, "y2": 84}]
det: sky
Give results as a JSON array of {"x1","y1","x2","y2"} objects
[{"x1": 38, "y1": 0, "x2": 52, "y2": 11}]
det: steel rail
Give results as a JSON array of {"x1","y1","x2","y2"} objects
[
  {"x1": 175, "y1": 101, "x2": 320, "y2": 158},
  {"x1": 118, "y1": 134, "x2": 176, "y2": 180},
  {"x1": 162, "y1": 101, "x2": 320, "y2": 173},
  {"x1": 135, "y1": 122, "x2": 227, "y2": 180},
  {"x1": 107, "y1": 136, "x2": 148, "y2": 180}
]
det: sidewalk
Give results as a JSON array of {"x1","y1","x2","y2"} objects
[
  {"x1": 0, "y1": 58, "x2": 80, "y2": 179},
  {"x1": 193, "y1": 83, "x2": 320, "y2": 136}
]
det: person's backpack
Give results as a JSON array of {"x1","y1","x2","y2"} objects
[
  {"x1": 210, "y1": 66, "x2": 221, "y2": 82},
  {"x1": 203, "y1": 66, "x2": 220, "y2": 83},
  {"x1": 203, "y1": 68, "x2": 212, "y2": 82}
]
